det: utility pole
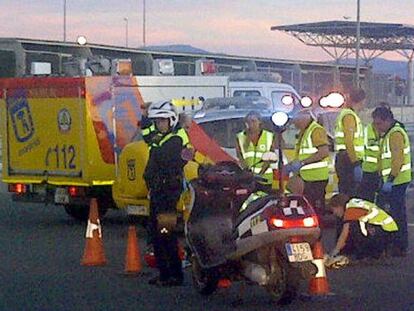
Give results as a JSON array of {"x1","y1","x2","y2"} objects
[
  {"x1": 355, "y1": 0, "x2": 361, "y2": 87},
  {"x1": 143, "y1": 0, "x2": 146, "y2": 47},
  {"x1": 124, "y1": 17, "x2": 129, "y2": 47},
  {"x1": 63, "y1": 0, "x2": 67, "y2": 42}
]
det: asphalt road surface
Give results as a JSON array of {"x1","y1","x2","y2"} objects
[{"x1": 0, "y1": 183, "x2": 414, "y2": 311}]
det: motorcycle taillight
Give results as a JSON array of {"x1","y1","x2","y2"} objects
[{"x1": 269, "y1": 215, "x2": 319, "y2": 229}]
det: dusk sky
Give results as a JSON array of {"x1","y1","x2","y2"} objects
[{"x1": 1, "y1": 1, "x2": 413, "y2": 62}]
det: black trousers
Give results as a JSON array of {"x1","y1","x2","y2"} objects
[
  {"x1": 357, "y1": 171, "x2": 380, "y2": 202},
  {"x1": 335, "y1": 151, "x2": 358, "y2": 197},
  {"x1": 303, "y1": 180, "x2": 328, "y2": 215},
  {"x1": 149, "y1": 189, "x2": 183, "y2": 282},
  {"x1": 341, "y1": 222, "x2": 391, "y2": 259},
  {"x1": 377, "y1": 183, "x2": 409, "y2": 253}
]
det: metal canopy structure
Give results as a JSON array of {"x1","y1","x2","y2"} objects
[
  {"x1": 271, "y1": 20, "x2": 414, "y2": 105},
  {"x1": 271, "y1": 20, "x2": 414, "y2": 62}
]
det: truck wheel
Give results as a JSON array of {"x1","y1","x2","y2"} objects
[
  {"x1": 191, "y1": 256, "x2": 218, "y2": 295},
  {"x1": 64, "y1": 204, "x2": 108, "y2": 221}
]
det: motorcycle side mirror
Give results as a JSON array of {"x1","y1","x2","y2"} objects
[
  {"x1": 261, "y1": 151, "x2": 278, "y2": 163},
  {"x1": 181, "y1": 147, "x2": 196, "y2": 161}
]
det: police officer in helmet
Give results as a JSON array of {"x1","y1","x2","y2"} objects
[{"x1": 144, "y1": 101, "x2": 189, "y2": 286}]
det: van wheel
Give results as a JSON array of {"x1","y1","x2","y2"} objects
[{"x1": 64, "y1": 204, "x2": 108, "y2": 221}]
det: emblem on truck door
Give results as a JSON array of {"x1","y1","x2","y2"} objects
[
  {"x1": 58, "y1": 108, "x2": 72, "y2": 133},
  {"x1": 127, "y1": 159, "x2": 136, "y2": 181},
  {"x1": 8, "y1": 96, "x2": 35, "y2": 143}
]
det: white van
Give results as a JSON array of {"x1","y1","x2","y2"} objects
[
  {"x1": 229, "y1": 80, "x2": 301, "y2": 114},
  {"x1": 135, "y1": 75, "x2": 229, "y2": 103}
]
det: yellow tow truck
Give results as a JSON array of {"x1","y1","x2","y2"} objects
[{"x1": 0, "y1": 62, "x2": 230, "y2": 220}]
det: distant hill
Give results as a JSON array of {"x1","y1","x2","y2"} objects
[
  {"x1": 339, "y1": 58, "x2": 408, "y2": 79},
  {"x1": 143, "y1": 44, "x2": 210, "y2": 54}
]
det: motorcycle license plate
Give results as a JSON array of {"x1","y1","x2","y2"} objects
[{"x1": 285, "y1": 242, "x2": 313, "y2": 262}]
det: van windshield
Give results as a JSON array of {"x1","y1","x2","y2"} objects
[{"x1": 233, "y1": 90, "x2": 261, "y2": 97}]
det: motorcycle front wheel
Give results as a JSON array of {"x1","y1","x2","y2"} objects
[{"x1": 191, "y1": 256, "x2": 218, "y2": 295}]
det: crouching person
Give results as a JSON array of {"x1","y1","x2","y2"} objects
[{"x1": 326, "y1": 193, "x2": 398, "y2": 267}]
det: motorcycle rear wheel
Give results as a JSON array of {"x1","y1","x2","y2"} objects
[
  {"x1": 191, "y1": 256, "x2": 218, "y2": 295},
  {"x1": 264, "y1": 250, "x2": 298, "y2": 305}
]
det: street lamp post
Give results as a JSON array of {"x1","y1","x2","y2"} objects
[
  {"x1": 355, "y1": 0, "x2": 361, "y2": 87},
  {"x1": 124, "y1": 17, "x2": 129, "y2": 48},
  {"x1": 143, "y1": 0, "x2": 146, "y2": 47},
  {"x1": 63, "y1": 0, "x2": 67, "y2": 42}
]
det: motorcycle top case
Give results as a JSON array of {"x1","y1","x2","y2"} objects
[{"x1": 186, "y1": 180, "x2": 237, "y2": 268}]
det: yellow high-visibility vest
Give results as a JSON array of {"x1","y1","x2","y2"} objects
[
  {"x1": 237, "y1": 129, "x2": 274, "y2": 185},
  {"x1": 334, "y1": 108, "x2": 364, "y2": 160},
  {"x1": 362, "y1": 123, "x2": 380, "y2": 173},
  {"x1": 295, "y1": 121, "x2": 329, "y2": 181},
  {"x1": 380, "y1": 123, "x2": 411, "y2": 185},
  {"x1": 346, "y1": 198, "x2": 398, "y2": 234}
]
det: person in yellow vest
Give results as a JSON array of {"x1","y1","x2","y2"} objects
[
  {"x1": 236, "y1": 111, "x2": 277, "y2": 188},
  {"x1": 285, "y1": 109, "x2": 330, "y2": 215},
  {"x1": 334, "y1": 88, "x2": 365, "y2": 196},
  {"x1": 327, "y1": 193, "x2": 398, "y2": 265},
  {"x1": 358, "y1": 122, "x2": 380, "y2": 201},
  {"x1": 358, "y1": 102, "x2": 391, "y2": 201},
  {"x1": 372, "y1": 106, "x2": 411, "y2": 257},
  {"x1": 358, "y1": 102, "x2": 391, "y2": 202}
]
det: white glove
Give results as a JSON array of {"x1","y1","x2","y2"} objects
[{"x1": 324, "y1": 254, "x2": 349, "y2": 269}]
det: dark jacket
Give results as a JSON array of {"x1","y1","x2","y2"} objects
[{"x1": 144, "y1": 132, "x2": 187, "y2": 192}]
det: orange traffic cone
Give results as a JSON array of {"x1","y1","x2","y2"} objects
[
  {"x1": 124, "y1": 225, "x2": 142, "y2": 275},
  {"x1": 308, "y1": 239, "x2": 331, "y2": 296},
  {"x1": 81, "y1": 198, "x2": 107, "y2": 266}
]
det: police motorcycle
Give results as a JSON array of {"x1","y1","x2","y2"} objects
[{"x1": 183, "y1": 110, "x2": 321, "y2": 304}]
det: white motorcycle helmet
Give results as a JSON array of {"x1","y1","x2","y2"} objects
[{"x1": 147, "y1": 100, "x2": 179, "y2": 129}]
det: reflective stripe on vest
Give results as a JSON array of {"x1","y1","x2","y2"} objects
[
  {"x1": 237, "y1": 129, "x2": 274, "y2": 185},
  {"x1": 346, "y1": 198, "x2": 398, "y2": 232},
  {"x1": 142, "y1": 124, "x2": 156, "y2": 137},
  {"x1": 334, "y1": 108, "x2": 364, "y2": 160},
  {"x1": 362, "y1": 123, "x2": 380, "y2": 173},
  {"x1": 240, "y1": 191, "x2": 267, "y2": 212},
  {"x1": 152, "y1": 127, "x2": 189, "y2": 148},
  {"x1": 296, "y1": 121, "x2": 329, "y2": 181},
  {"x1": 380, "y1": 124, "x2": 412, "y2": 185}
]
